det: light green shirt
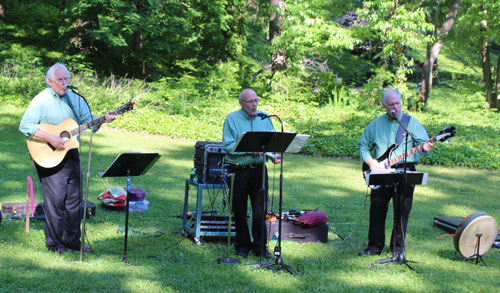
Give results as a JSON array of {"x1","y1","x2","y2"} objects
[
  {"x1": 19, "y1": 87, "x2": 97, "y2": 138},
  {"x1": 357, "y1": 112, "x2": 430, "y2": 164},
  {"x1": 222, "y1": 108, "x2": 275, "y2": 165}
]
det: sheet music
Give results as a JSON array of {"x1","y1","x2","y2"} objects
[
  {"x1": 231, "y1": 131, "x2": 295, "y2": 152},
  {"x1": 364, "y1": 170, "x2": 428, "y2": 186},
  {"x1": 285, "y1": 134, "x2": 310, "y2": 153}
]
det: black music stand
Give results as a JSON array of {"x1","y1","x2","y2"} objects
[
  {"x1": 233, "y1": 131, "x2": 297, "y2": 274},
  {"x1": 365, "y1": 171, "x2": 427, "y2": 271},
  {"x1": 100, "y1": 152, "x2": 160, "y2": 263}
]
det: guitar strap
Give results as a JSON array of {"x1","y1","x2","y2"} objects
[
  {"x1": 64, "y1": 94, "x2": 81, "y2": 125},
  {"x1": 395, "y1": 113, "x2": 411, "y2": 145}
]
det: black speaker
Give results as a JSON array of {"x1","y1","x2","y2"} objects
[{"x1": 194, "y1": 141, "x2": 226, "y2": 184}]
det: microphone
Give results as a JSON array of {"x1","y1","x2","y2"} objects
[
  {"x1": 389, "y1": 110, "x2": 398, "y2": 120},
  {"x1": 64, "y1": 85, "x2": 78, "y2": 90},
  {"x1": 257, "y1": 113, "x2": 269, "y2": 120}
]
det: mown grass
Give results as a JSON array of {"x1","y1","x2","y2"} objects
[{"x1": 1, "y1": 103, "x2": 499, "y2": 292}]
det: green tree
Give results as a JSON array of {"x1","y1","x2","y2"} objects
[
  {"x1": 417, "y1": 0, "x2": 462, "y2": 110},
  {"x1": 357, "y1": 0, "x2": 433, "y2": 98},
  {"x1": 450, "y1": 0, "x2": 500, "y2": 109}
]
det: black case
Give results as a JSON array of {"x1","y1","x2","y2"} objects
[
  {"x1": 194, "y1": 141, "x2": 226, "y2": 184},
  {"x1": 266, "y1": 221, "x2": 328, "y2": 243}
]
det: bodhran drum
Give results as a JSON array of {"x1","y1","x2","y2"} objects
[{"x1": 453, "y1": 212, "x2": 498, "y2": 258}]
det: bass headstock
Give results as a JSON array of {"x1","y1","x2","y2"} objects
[{"x1": 437, "y1": 126, "x2": 456, "y2": 142}]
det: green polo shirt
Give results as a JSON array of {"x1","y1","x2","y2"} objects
[
  {"x1": 357, "y1": 112, "x2": 430, "y2": 164},
  {"x1": 19, "y1": 87, "x2": 97, "y2": 139},
  {"x1": 222, "y1": 108, "x2": 275, "y2": 165}
]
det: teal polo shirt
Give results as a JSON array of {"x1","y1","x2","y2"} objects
[
  {"x1": 222, "y1": 108, "x2": 275, "y2": 165},
  {"x1": 357, "y1": 112, "x2": 430, "y2": 164}
]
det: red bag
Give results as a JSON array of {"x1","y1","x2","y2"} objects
[{"x1": 293, "y1": 211, "x2": 328, "y2": 227}]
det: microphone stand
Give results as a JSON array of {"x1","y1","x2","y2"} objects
[
  {"x1": 376, "y1": 112, "x2": 416, "y2": 271},
  {"x1": 258, "y1": 114, "x2": 297, "y2": 275},
  {"x1": 69, "y1": 88, "x2": 94, "y2": 262}
]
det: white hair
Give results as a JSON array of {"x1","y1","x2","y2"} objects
[
  {"x1": 381, "y1": 89, "x2": 401, "y2": 106},
  {"x1": 45, "y1": 63, "x2": 70, "y2": 85}
]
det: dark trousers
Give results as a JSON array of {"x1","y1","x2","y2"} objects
[
  {"x1": 367, "y1": 166, "x2": 416, "y2": 254},
  {"x1": 230, "y1": 165, "x2": 268, "y2": 254},
  {"x1": 36, "y1": 149, "x2": 82, "y2": 249}
]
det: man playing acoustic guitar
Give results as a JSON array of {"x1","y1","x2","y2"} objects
[
  {"x1": 19, "y1": 63, "x2": 116, "y2": 253},
  {"x1": 357, "y1": 89, "x2": 433, "y2": 258}
]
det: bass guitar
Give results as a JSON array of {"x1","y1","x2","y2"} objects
[
  {"x1": 362, "y1": 126, "x2": 455, "y2": 189},
  {"x1": 27, "y1": 98, "x2": 134, "y2": 168}
]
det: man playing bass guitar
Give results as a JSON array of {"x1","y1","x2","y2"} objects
[{"x1": 357, "y1": 89, "x2": 433, "y2": 257}]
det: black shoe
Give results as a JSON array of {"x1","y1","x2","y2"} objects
[
  {"x1": 358, "y1": 248, "x2": 381, "y2": 256},
  {"x1": 236, "y1": 249, "x2": 249, "y2": 258},
  {"x1": 254, "y1": 250, "x2": 275, "y2": 260},
  {"x1": 66, "y1": 245, "x2": 92, "y2": 252},
  {"x1": 48, "y1": 245, "x2": 67, "y2": 254}
]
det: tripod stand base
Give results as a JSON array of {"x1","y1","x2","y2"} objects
[
  {"x1": 464, "y1": 254, "x2": 488, "y2": 266},
  {"x1": 216, "y1": 257, "x2": 241, "y2": 264},
  {"x1": 251, "y1": 256, "x2": 297, "y2": 275},
  {"x1": 375, "y1": 253, "x2": 417, "y2": 271}
]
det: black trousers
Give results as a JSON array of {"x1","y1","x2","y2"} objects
[
  {"x1": 230, "y1": 165, "x2": 269, "y2": 253},
  {"x1": 36, "y1": 149, "x2": 82, "y2": 249},
  {"x1": 367, "y1": 165, "x2": 416, "y2": 254}
]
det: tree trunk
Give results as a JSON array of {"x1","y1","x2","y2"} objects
[
  {"x1": 0, "y1": 0, "x2": 6, "y2": 22},
  {"x1": 418, "y1": 1, "x2": 462, "y2": 109},
  {"x1": 269, "y1": 0, "x2": 285, "y2": 75},
  {"x1": 133, "y1": 1, "x2": 145, "y2": 75},
  {"x1": 495, "y1": 51, "x2": 500, "y2": 109},
  {"x1": 480, "y1": 8, "x2": 494, "y2": 108}
]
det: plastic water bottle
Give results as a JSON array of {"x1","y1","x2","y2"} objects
[
  {"x1": 190, "y1": 168, "x2": 198, "y2": 183},
  {"x1": 272, "y1": 232, "x2": 279, "y2": 243}
]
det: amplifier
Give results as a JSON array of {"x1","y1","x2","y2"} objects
[{"x1": 194, "y1": 141, "x2": 226, "y2": 184}]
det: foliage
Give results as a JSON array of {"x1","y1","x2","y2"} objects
[{"x1": 356, "y1": 0, "x2": 434, "y2": 93}]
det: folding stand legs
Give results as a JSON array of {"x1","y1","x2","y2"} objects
[
  {"x1": 465, "y1": 233, "x2": 487, "y2": 266},
  {"x1": 374, "y1": 183, "x2": 417, "y2": 272},
  {"x1": 216, "y1": 173, "x2": 240, "y2": 264}
]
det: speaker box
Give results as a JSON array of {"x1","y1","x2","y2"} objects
[{"x1": 194, "y1": 141, "x2": 226, "y2": 184}]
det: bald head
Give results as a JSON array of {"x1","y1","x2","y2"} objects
[
  {"x1": 240, "y1": 89, "x2": 257, "y2": 101},
  {"x1": 239, "y1": 88, "x2": 259, "y2": 118}
]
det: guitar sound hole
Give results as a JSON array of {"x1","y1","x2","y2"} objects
[{"x1": 60, "y1": 131, "x2": 71, "y2": 141}]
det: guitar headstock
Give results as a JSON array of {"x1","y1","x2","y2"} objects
[
  {"x1": 437, "y1": 126, "x2": 456, "y2": 142},
  {"x1": 115, "y1": 96, "x2": 135, "y2": 114}
]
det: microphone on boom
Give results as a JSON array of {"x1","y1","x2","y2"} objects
[
  {"x1": 257, "y1": 113, "x2": 269, "y2": 120},
  {"x1": 64, "y1": 85, "x2": 78, "y2": 90}
]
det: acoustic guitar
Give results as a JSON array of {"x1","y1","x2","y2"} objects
[
  {"x1": 27, "y1": 99, "x2": 134, "y2": 168},
  {"x1": 362, "y1": 126, "x2": 456, "y2": 189}
]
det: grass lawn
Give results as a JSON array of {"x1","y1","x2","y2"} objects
[{"x1": 1, "y1": 104, "x2": 499, "y2": 292}]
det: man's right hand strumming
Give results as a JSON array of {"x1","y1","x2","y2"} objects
[{"x1": 367, "y1": 158, "x2": 384, "y2": 171}]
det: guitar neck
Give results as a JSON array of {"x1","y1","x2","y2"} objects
[
  {"x1": 388, "y1": 137, "x2": 436, "y2": 167},
  {"x1": 69, "y1": 112, "x2": 115, "y2": 137}
]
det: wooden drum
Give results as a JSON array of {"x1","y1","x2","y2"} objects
[{"x1": 453, "y1": 212, "x2": 498, "y2": 258}]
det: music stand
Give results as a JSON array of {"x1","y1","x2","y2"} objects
[
  {"x1": 365, "y1": 171, "x2": 427, "y2": 271},
  {"x1": 100, "y1": 152, "x2": 160, "y2": 263},
  {"x1": 233, "y1": 131, "x2": 297, "y2": 274}
]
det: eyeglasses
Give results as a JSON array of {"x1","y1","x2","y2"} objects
[{"x1": 241, "y1": 99, "x2": 259, "y2": 104}]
